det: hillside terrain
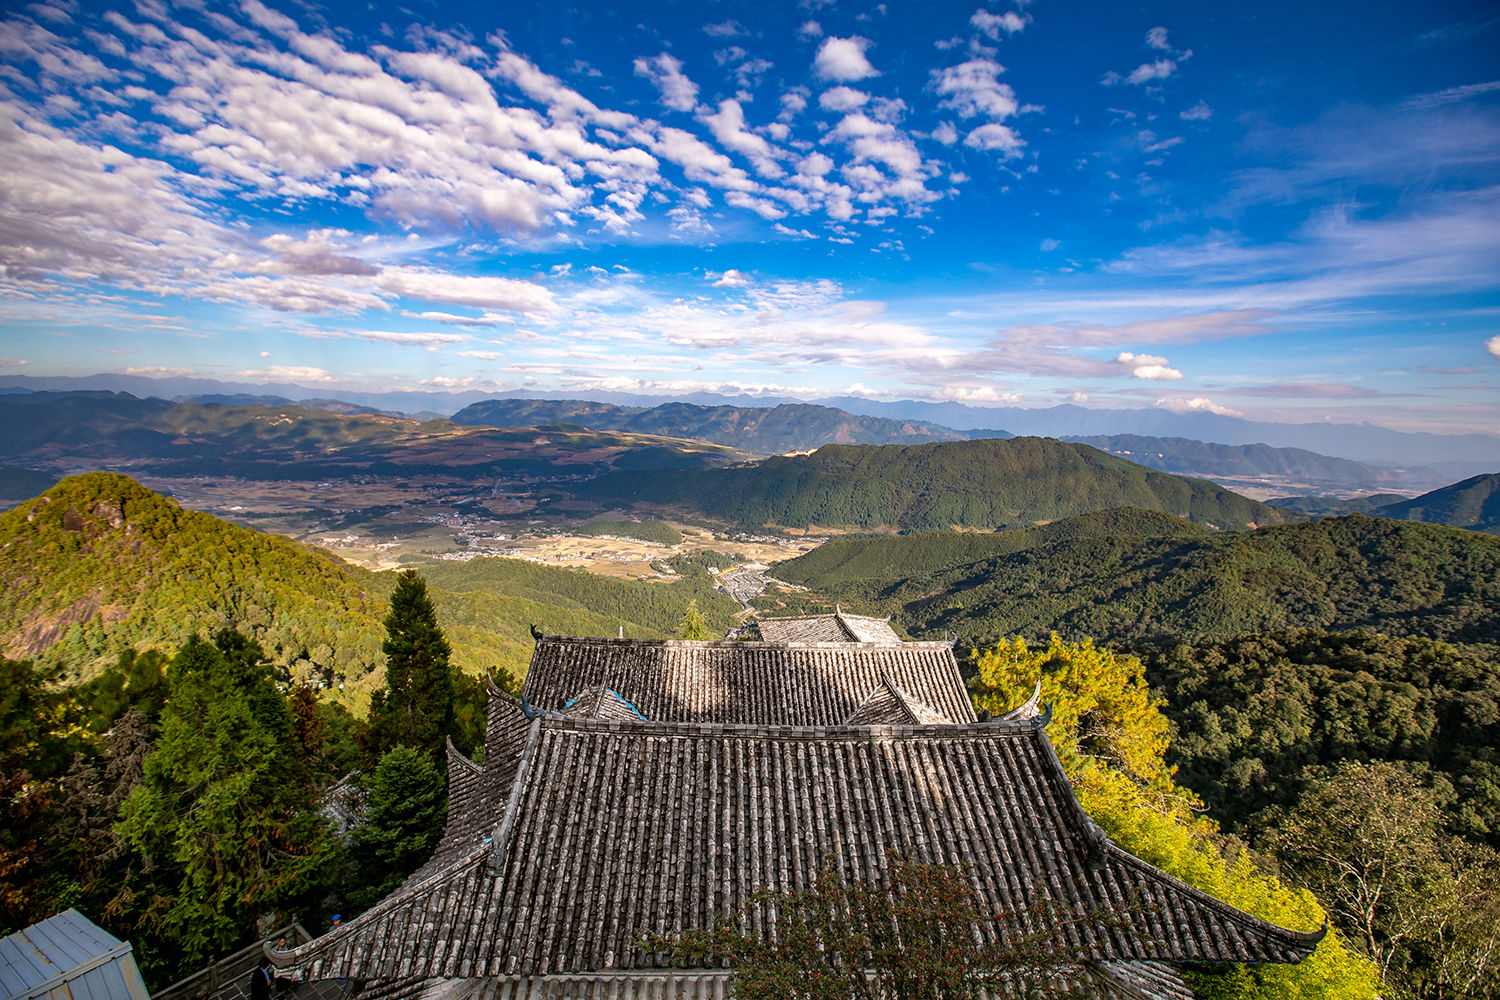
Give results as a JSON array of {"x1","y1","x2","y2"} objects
[
  {"x1": 0, "y1": 467, "x2": 57, "y2": 506},
  {"x1": 579, "y1": 437, "x2": 1293, "y2": 533},
  {"x1": 0, "y1": 474, "x2": 738, "y2": 705},
  {"x1": 450, "y1": 397, "x2": 974, "y2": 453},
  {"x1": 1061, "y1": 433, "x2": 1441, "y2": 491},
  {"x1": 1373, "y1": 473, "x2": 1500, "y2": 534},
  {"x1": 764, "y1": 510, "x2": 1500, "y2": 649},
  {"x1": 0, "y1": 392, "x2": 746, "y2": 478},
  {"x1": 1269, "y1": 474, "x2": 1500, "y2": 535}
]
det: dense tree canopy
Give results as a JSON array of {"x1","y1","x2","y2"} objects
[
  {"x1": 763, "y1": 511, "x2": 1500, "y2": 649},
  {"x1": 969, "y1": 635, "x2": 1379, "y2": 1000},
  {"x1": 116, "y1": 632, "x2": 328, "y2": 967},
  {"x1": 582, "y1": 438, "x2": 1288, "y2": 532}
]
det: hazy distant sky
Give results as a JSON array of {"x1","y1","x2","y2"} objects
[{"x1": 1, "y1": 0, "x2": 1497, "y2": 431}]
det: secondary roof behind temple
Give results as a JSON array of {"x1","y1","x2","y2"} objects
[
  {"x1": 754, "y1": 608, "x2": 904, "y2": 644},
  {"x1": 520, "y1": 629, "x2": 974, "y2": 726}
]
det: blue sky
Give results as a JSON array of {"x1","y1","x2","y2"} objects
[{"x1": 1, "y1": 0, "x2": 1497, "y2": 433}]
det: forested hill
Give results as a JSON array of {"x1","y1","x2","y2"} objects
[
  {"x1": 0, "y1": 473, "x2": 387, "y2": 697},
  {"x1": 580, "y1": 437, "x2": 1293, "y2": 533},
  {"x1": 1373, "y1": 473, "x2": 1500, "y2": 534},
  {"x1": 450, "y1": 398, "x2": 973, "y2": 453},
  {"x1": 764, "y1": 511, "x2": 1500, "y2": 649},
  {"x1": 0, "y1": 474, "x2": 738, "y2": 704}
]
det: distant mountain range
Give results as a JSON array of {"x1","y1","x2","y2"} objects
[
  {"x1": 0, "y1": 392, "x2": 746, "y2": 477},
  {"x1": 1058, "y1": 434, "x2": 1446, "y2": 491},
  {"x1": 450, "y1": 397, "x2": 974, "y2": 453},
  {"x1": 5, "y1": 374, "x2": 1498, "y2": 473},
  {"x1": 1271, "y1": 474, "x2": 1500, "y2": 535},
  {"x1": 580, "y1": 437, "x2": 1295, "y2": 533}
]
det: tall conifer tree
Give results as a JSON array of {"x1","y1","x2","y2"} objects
[{"x1": 368, "y1": 571, "x2": 455, "y2": 761}]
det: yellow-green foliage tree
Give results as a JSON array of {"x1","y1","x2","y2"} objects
[{"x1": 969, "y1": 635, "x2": 1381, "y2": 999}]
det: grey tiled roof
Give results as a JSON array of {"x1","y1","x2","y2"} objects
[
  {"x1": 272, "y1": 714, "x2": 1323, "y2": 985},
  {"x1": 520, "y1": 635, "x2": 976, "y2": 727},
  {"x1": 755, "y1": 611, "x2": 903, "y2": 644},
  {"x1": 366, "y1": 959, "x2": 1195, "y2": 1000}
]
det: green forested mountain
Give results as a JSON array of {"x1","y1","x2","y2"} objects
[
  {"x1": 1375, "y1": 473, "x2": 1500, "y2": 534},
  {"x1": 573, "y1": 518, "x2": 684, "y2": 545},
  {"x1": 765, "y1": 511, "x2": 1500, "y2": 649},
  {"x1": 0, "y1": 473, "x2": 388, "y2": 696},
  {"x1": 1269, "y1": 474, "x2": 1500, "y2": 534},
  {"x1": 776, "y1": 507, "x2": 1209, "y2": 587},
  {"x1": 450, "y1": 397, "x2": 970, "y2": 454},
  {"x1": 0, "y1": 474, "x2": 739, "y2": 705},
  {"x1": 581, "y1": 437, "x2": 1292, "y2": 532},
  {"x1": 0, "y1": 392, "x2": 745, "y2": 477}
]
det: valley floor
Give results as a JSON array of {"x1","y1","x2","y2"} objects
[{"x1": 132, "y1": 472, "x2": 823, "y2": 576}]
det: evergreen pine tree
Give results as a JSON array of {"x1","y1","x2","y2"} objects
[
  {"x1": 116, "y1": 632, "x2": 326, "y2": 974},
  {"x1": 349, "y1": 744, "x2": 446, "y2": 906},
  {"x1": 367, "y1": 571, "x2": 455, "y2": 761},
  {"x1": 677, "y1": 599, "x2": 711, "y2": 640}
]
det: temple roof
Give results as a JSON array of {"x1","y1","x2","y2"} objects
[
  {"x1": 755, "y1": 610, "x2": 903, "y2": 644},
  {"x1": 273, "y1": 713, "x2": 1324, "y2": 985},
  {"x1": 520, "y1": 633, "x2": 976, "y2": 727}
]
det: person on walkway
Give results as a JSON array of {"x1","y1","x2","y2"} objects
[{"x1": 249, "y1": 958, "x2": 274, "y2": 1000}]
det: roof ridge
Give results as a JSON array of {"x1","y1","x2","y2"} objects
[
  {"x1": 534, "y1": 716, "x2": 1045, "y2": 740},
  {"x1": 445, "y1": 736, "x2": 482, "y2": 775},
  {"x1": 267, "y1": 844, "x2": 492, "y2": 970},
  {"x1": 532, "y1": 634, "x2": 950, "y2": 648},
  {"x1": 1103, "y1": 845, "x2": 1330, "y2": 945}
]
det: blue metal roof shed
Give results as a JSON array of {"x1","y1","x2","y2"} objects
[{"x1": 0, "y1": 909, "x2": 150, "y2": 1000}]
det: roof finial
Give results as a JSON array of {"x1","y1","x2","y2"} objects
[
  {"x1": 619, "y1": 625, "x2": 624, "y2": 639},
  {"x1": 530, "y1": 623, "x2": 544, "y2": 640},
  {"x1": 835, "y1": 603, "x2": 840, "y2": 614}
]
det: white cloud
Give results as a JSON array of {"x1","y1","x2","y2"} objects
[
  {"x1": 711, "y1": 268, "x2": 751, "y2": 287},
  {"x1": 931, "y1": 121, "x2": 959, "y2": 145},
  {"x1": 1398, "y1": 80, "x2": 1500, "y2": 111},
  {"x1": 633, "y1": 52, "x2": 699, "y2": 112},
  {"x1": 819, "y1": 86, "x2": 870, "y2": 112},
  {"x1": 965, "y1": 124, "x2": 1025, "y2": 156},
  {"x1": 1146, "y1": 27, "x2": 1172, "y2": 51},
  {"x1": 798, "y1": 20, "x2": 823, "y2": 38},
  {"x1": 1155, "y1": 396, "x2": 1242, "y2": 416},
  {"x1": 1040, "y1": 239, "x2": 1060, "y2": 251},
  {"x1": 1487, "y1": 334, "x2": 1500, "y2": 359},
  {"x1": 376, "y1": 270, "x2": 558, "y2": 312},
  {"x1": 0, "y1": 358, "x2": 27, "y2": 367},
  {"x1": 813, "y1": 36, "x2": 879, "y2": 82},
  {"x1": 931, "y1": 59, "x2": 1019, "y2": 120},
  {"x1": 970, "y1": 9, "x2": 1027, "y2": 40},
  {"x1": 1121, "y1": 59, "x2": 1178, "y2": 86},
  {"x1": 700, "y1": 99, "x2": 788, "y2": 178},
  {"x1": 638, "y1": 126, "x2": 759, "y2": 192},
  {"x1": 357, "y1": 330, "x2": 473, "y2": 348},
  {"x1": 1180, "y1": 99, "x2": 1213, "y2": 121},
  {"x1": 234, "y1": 365, "x2": 337, "y2": 382},
  {"x1": 702, "y1": 21, "x2": 746, "y2": 37}
]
